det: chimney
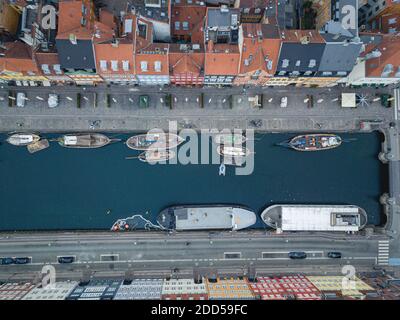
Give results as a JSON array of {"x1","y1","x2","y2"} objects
[{"x1": 207, "y1": 40, "x2": 214, "y2": 52}]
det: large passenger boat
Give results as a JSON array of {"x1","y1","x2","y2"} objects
[
  {"x1": 261, "y1": 204, "x2": 367, "y2": 232},
  {"x1": 157, "y1": 205, "x2": 257, "y2": 231}
]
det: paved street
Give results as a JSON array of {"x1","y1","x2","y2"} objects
[
  {"x1": 0, "y1": 85, "x2": 395, "y2": 132},
  {"x1": 0, "y1": 231, "x2": 391, "y2": 281}
]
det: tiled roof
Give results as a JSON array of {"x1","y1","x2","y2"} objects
[
  {"x1": 169, "y1": 44, "x2": 205, "y2": 75},
  {"x1": 280, "y1": 30, "x2": 325, "y2": 43},
  {"x1": 205, "y1": 43, "x2": 240, "y2": 75},
  {"x1": 365, "y1": 34, "x2": 400, "y2": 77},
  {"x1": 0, "y1": 41, "x2": 38, "y2": 74},
  {"x1": 239, "y1": 24, "x2": 281, "y2": 75}
]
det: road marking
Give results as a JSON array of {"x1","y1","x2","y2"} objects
[{"x1": 378, "y1": 240, "x2": 390, "y2": 265}]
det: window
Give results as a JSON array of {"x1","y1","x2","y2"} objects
[
  {"x1": 41, "y1": 64, "x2": 50, "y2": 74},
  {"x1": 175, "y1": 21, "x2": 180, "y2": 30},
  {"x1": 141, "y1": 61, "x2": 148, "y2": 72},
  {"x1": 388, "y1": 18, "x2": 397, "y2": 25},
  {"x1": 111, "y1": 60, "x2": 118, "y2": 71},
  {"x1": 282, "y1": 59, "x2": 289, "y2": 68},
  {"x1": 100, "y1": 60, "x2": 107, "y2": 71},
  {"x1": 182, "y1": 21, "x2": 189, "y2": 31},
  {"x1": 295, "y1": 60, "x2": 301, "y2": 67},
  {"x1": 308, "y1": 59, "x2": 316, "y2": 68},
  {"x1": 122, "y1": 60, "x2": 130, "y2": 71},
  {"x1": 154, "y1": 61, "x2": 162, "y2": 72}
]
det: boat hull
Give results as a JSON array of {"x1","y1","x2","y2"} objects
[
  {"x1": 216, "y1": 146, "x2": 250, "y2": 157},
  {"x1": 58, "y1": 133, "x2": 111, "y2": 148},
  {"x1": 138, "y1": 150, "x2": 176, "y2": 163},
  {"x1": 261, "y1": 204, "x2": 367, "y2": 231},
  {"x1": 126, "y1": 133, "x2": 184, "y2": 151},
  {"x1": 7, "y1": 133, "x2": 40, "y2": 146},
  {"x1": 289, "y1": 134, "x2": 342, "y2": 151},
  {"x1": 214, "y1": 134, "x2": 246, "y2": 145},
  {"x1": 157, "y1": 205, "x2": 256, "y2": 231}
]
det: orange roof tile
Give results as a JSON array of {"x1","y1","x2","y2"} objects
[
  {"x1": 95, "y1": 42, "x2": 135, "y2": 75},
  {"x1": 365, "y1": 35, "x2": 400, "y2": 77},
  {"x1": 0, "y1": 41, "x2": 39, "y2": 74},
  {"x1": 205, "y1": 43, "x2": 240, "y2": 75},
  {"x1": 280, "y1": 29, "x2": 325, "y2": 43}
]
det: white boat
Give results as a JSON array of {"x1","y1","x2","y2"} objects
[
  {"x1": 214, "y1": 133, "x2": 246, "y2": 145},
  {"x1": 217, "y1": 145, "x2": 250, "y2": 157},
  {"x1": 138, "y1": 150, "x2": 176, "y2": 163},
  {"x1": 261, "y1": 204, "x2": 368, "y2": 232},
  {"x1": 126, "y1": 133, "x2": 185, "y2": 151},
  {"x1": 157, "y1": 205, "x2": 257, "y2": 231},
  {"x1": 7, "y1": 133, "x2": 40, "y2": 146}
]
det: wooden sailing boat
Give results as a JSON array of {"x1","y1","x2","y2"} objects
[
  {"x1": 126, "y1": 133, "x2": 185, "y2": 151},
  {"x1": 57, "y1": 133, "x2": 119, "y2": 148},
  {"x1": 6, "y1": 133, "x2": 40, "y2": 146}
]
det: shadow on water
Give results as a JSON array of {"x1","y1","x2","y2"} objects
[{"x1": 0, "y1": 131, "x2": 389, "y2": 231}]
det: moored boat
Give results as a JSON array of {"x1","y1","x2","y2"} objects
[
  {"x1": 58, "y1": 133, "x2": 115, "y2": 148},
  {"x1": 217, "y1": 145, "x2": 250, "y2": 157},
  {"x1": 288, "y1": 134, "x2": 342, "y2": 151},
  {"x1": 126, "y1": 133, "x2": 185, "y2": 151},
  {"x1": 157, "y1": 205, "x2": 257, "y2": 231},
  {"x1": 138, "y1": 149, "x2": 176, "y2": 163},
  {"x1": 261, "y1": 204, "x2": 367, "y2": 232},
  {"x1": 214, "y1": 133, "x2": 246, "y2": 145},
  {"x1": 7, "y1": 133, "x2": 40, "y2": 146}
]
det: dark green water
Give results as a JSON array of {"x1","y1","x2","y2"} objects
[{"x1": 0, "y1": 132, "x2": 387, "y2": 231}]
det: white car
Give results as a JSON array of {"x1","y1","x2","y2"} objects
[
  {"x1": 280, "y1": 96, "x2": 288, "y2": 108},
  {"x1": 48, "y1": 94, "x2": 59, "y2": 108},
  {"x1": 16, "y1": 92, "x2": 26, "y2": 107}
]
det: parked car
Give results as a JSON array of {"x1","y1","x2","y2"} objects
[
  {"x1": 327, "y1": 251, "x2": 342, "y2": 259},
  {"x1": 280, "y1": 96, "x2": 288, "y2": 108},
  {"x1": 16, "y1": 92, "x2": 26, "y2": 107},
  {"x1": 14, "y1": 257, "x2": 31, "y2": 264},
  {"x1": 48, "y1": 94, "x2": 59, "y2": 108},
  {"x1": 58, "y1": 256, "x2": 75, "y2": 264},
  {"x1": 0, "y1": 257, "x2": 15, "y2": 265},
  {"x1": 288, "y1": 251, "x2": 307, "y2": 259}
]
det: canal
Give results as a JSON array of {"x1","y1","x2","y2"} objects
[{"x1": 0, "y1": 132, "x2": 388, "y2": 231}]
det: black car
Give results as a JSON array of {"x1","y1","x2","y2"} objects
[
  {"x1": 328, "y1": 252, "x2": 342, "y2": 259},
  {"x1": 14, "y1": 257, "x2": 31, "y2": 264},
  {"x1": 0, "y1": 257, "x2": 15, "y2": 265},
  {"x1": 288, "y1": 252, "x2": 307, "y2": 259},
  {"x1": 58, "y1": 256, "x2": 75, "y2": 264}
]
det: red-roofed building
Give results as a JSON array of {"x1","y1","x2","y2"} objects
[
  {"x1": 249, "y1": 275, "x2": 321, "y2": 300},
  {"x1": 35, "y1": 51, "x2": 73, "y2": 84},
  {"x1": 169, "y1": 43, "x2": 204, "y2": 86},
  {"x1": 234, "y1": 0, "x2": 269, "y2": 23},
  {"x1": 171, "y1": 1, "x2": 206, "y2": 43},
  {"x1": 0, "y1": 40, "x2": 48, "y2": 85},
  {"x1": 56, "y1": 0, "x2": 116, "y2": 85},
  {"x1": 94, "y1": 15, "x2": 136, "y2": 84},
  {"x1": 234, "y1": 23, "x2": 281, "y2": 86},
  {"x1": 204, "y1": 41, "x2": 240, "y2": 85},
  {"x1": 345, "y1": 33, "x2": 400, "y2": 86}
]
